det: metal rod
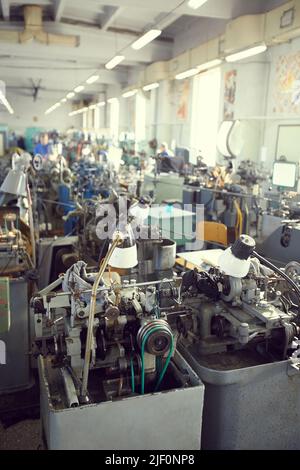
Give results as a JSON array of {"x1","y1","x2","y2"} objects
[
  {"x1": 61, "y1": 367, "x2": 79, "y2": 408},
  {"x1": 80, "y1": 234, "x2": 121, "y2": 399},
  {"x1": 27, "y1": 182, "x2": 36, "y2": 267},
  {"x1": 44, "y1": 277, "x2": 181, "y2": 299}
]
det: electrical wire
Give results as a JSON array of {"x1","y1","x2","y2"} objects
[
  {"x1": 154, "y1": 337, "x2": 174, "y2": 393},
  {"x1": 130, "y1": 355, "x2": 135, "y2": 393}
]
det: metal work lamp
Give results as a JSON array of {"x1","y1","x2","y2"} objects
[
  {"x1": 0, "y1": 152, "x2": 31, "y2": 197},
  {"x1": 108, "y1": 224, "x2": 138, "y2": 269}
]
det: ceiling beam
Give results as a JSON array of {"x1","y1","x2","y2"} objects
[
  {"x1": 0, "y1": 0, "x2": 9, "y2": 21},
  {"x1": 101, "y1": 5, "x2": 122, "y2": 31},
  {"x1": 155, "y1": 12, "x2": 181, "y2": 30},
  {"x1": 54, "y1": 0, "x2": 66, "y2": 22}
]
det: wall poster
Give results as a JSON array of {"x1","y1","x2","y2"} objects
[
  {"x1": 273, "y1": 51, "x2": 300, "y2": 114},
  {"x1": 223, "y1": 69, "x2": 237, "y2": 120}
]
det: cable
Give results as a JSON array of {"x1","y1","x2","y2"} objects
[
  {"x1": 130, "y1": 355, "x2": 135, "y2": 393},
  {"x1": 154, "y1": 336, "x2": 174, "y2": 393}
]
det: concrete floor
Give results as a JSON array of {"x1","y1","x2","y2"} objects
[{"x1": 0, "y1": 419, "x2": 44, "y2": 450}]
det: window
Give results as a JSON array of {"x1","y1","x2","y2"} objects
[{"x1": 190, "y1": 67, "x2": 221, "y2": 165}]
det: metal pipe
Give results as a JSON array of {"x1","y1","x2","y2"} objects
[
  {"x1": 61, "y1": 367, "x2": 79, "y2": 408},
  {"x1": 80, "y1": 233, "x2": 121, "y2": 400},
  {"x1": 27, "y1": 182, "x2": 36, "y2": 267}
]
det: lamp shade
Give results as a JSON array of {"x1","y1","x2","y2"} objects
[
  {"x1": 218, "y1": 247, "x2": 251, "y2": 278},
  {"x1": 108, "y1": 244, "x2": 138, "y2": 269},
  {"x1": 0, "y1": 169, "x2": 27, "y2": 197},
  {"x1": 218, "y1": 234, "x2": 255, "y2": 278},
  {"x1": 108, "y1": 225, "x2": 138, "y2": 269}
]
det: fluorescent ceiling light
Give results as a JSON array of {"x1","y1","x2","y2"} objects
[
  {"x1": 175, "y1": 68, "x2": 198, "y2": 80},
  {"x1": 122, "y1": 89, "x2": 138, "y2": 98},
  {"x1": 70, "y1": 107, "x2": 88, "y2": 116},
  {"x1": 143, "y1": 82, "x2": 159, "y2": 91},
  {"x1": 45, "y1": 106, "x2": 55, "y2": 115},
  {"x1": 66, "y1": 92, "x2": 75, "y2": 99},
  {"x1": 131, "y1": 29, "x2": 162, "y2": 50},
  {"x1": 105, "y1": 55, "x2": 125, "y2": 70},
  {"x1": 197, "y1": 58, "x2": 222, "y2": 72},
  {"x1": 86, "y1": 74, "x2": 99, "y2": 84},
  {"x1": 226, "y1": 44, "x2": 267, "y2": 62},
  {"x1": 0, "y1": 91, "x2": 14, "y2": 114},
  {"x1": 74, "y1": 85, "x2": 85, "y2": 93},
  {"x1": 54, "y1": 102, "x2": 61, "y2": 107},
  {"x1": 61, "y1": 98, "x2": 67, "y2": 103},
  {"x1": 188, "y1": 0, "x2": 208, "y2": 9},
  {"x1": 97, "y1": 101, "x2": 106, "y2": 107},
  {"x1": 107, "y1": 97, "x2": 118, "y2": 104}
]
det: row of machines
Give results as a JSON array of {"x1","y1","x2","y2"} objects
[{"x1": 1, "y1": 148, "x2": 300, "y2": 449}]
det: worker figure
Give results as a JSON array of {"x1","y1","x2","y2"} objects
[
  {"x1": 158, "y1": 142, "x2": 174, "y2": 158},
  {"x1": 34, "y1": 132, "x2": 50, "y2": 157}
]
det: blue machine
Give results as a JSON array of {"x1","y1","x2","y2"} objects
[{"x1": 58, "y1": 184, "x2": 76, "y2": 235}]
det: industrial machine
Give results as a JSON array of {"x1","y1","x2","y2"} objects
[
  {"x1": 31, "y1": 229, "x2": 300, "y2": 450},
  {"x1": 175, "y1": 235, "x2": 300, "y2": 449},
  {"x1": 256, "y1": 160, "x2": 300, "y2": 267},
  {"x1": 0, "y1": 153, "x2": 37, "y2": 394},
  {"x1": 31, "y1": 238, "x2": 203, "y2": 450}
]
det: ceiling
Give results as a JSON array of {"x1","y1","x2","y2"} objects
[{"x1": 0, "y1": 0, "x2": 289, "y2": 108}]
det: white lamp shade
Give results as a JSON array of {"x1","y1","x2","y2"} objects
[
  {"x1": 218, "y1": 247, "x2": 251, "y2": 278},
  {"x1": 0, "y1": 169, "x2": 27, "y2": 197},
  {"x1": 108, "y1": 245, "x2": 138, "y2": 269}
]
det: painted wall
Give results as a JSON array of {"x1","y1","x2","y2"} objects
[{"x1": 0, "y1": 92, "x2": 81, "y2": 135}]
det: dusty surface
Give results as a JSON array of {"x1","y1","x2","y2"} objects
[{"x1": 0, "y1": 419, "x2": 44, "y2": 450}]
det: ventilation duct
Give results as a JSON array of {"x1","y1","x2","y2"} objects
[
  {"x1": 224, "y1": 14, "x2": 266, "y2": 54},
  {"x1": 0, "y1": 5, "x2": 79, "y2": 47},
  {"x1": 191, "y1": 37, "x2": 220, "y2": 68}
]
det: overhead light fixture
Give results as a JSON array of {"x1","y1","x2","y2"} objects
[
  {"x1": 188, "y1": 0, "x2": 208, "y2": 10},
  {"x1": 45, "y1": 106, "x2": 55, "y2": 115},
  {"x1": 86, "y1": 75, "x2": 99, "y2": 85},
  {"x1": 74, "y1": 85, "x2": 85, "y2": 93},
  {"x1": 89, "y1": 104, "x2": 97, "y2": 110},
  {"x1": 143, "y1": 82, "x2": 159, "y2": 91},
  {"x1": 107, "y1": 97, "x2": 118, "y2": 104},
  {"x1": 131, "y1": 29, "x2": 162, "y2": 50},
  {"x1": 226, "y1": 44, "x2": 267, "y2": 62},
  {"x1": 197, "y1": 58, "x2": 222, "y2": 72},
  {"x1": 66, "y1": 92, "x2": 75, "y2": 99},
  {"x1": 61, "y1": 98, "x2": 67, "y2": 103},
  {"x1": 0, "y1": 91, "x2": 14, "y2": 114},
  {"x1": 175, "y1": 68, "x2": 198, "y2": 80},
  {"x1": 45, "y1": 102, "x2": 61, "y2": 115},
  {"x1": 105, "y1": 55, "x2": 125, "y2": 70},
  {"x1": 122, "y1": 89, "x2": 138, "y2": 98},
  {"x1": 97, "y1": 101, "x2": 106, "y2": 107}
]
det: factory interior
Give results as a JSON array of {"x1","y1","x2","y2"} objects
[{"x1": 2, "y1": 0, "x2": 300, "y2": 452}]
